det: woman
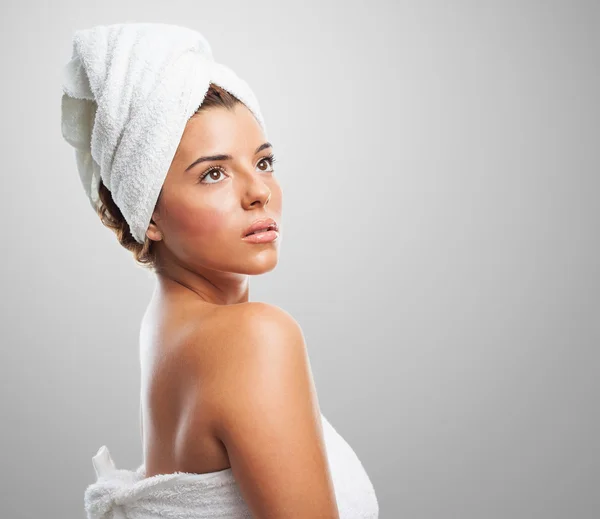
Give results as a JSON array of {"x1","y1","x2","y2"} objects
[{"x1": 63, "y1": 23, "x2": 378, "y2": 519}]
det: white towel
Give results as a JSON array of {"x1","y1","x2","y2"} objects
[
  {"x1": 60, "y1": 22, "x2": 267, "y2": 243},
  {"x1": 84, "y1": 413, "x2": 379, "y2": 519}
]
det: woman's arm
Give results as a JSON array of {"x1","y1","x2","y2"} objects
[{"x1": 185, "y1": 302, "x2": 340, "y2": 519}]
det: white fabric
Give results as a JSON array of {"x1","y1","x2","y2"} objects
[
  {"x1": 61, "y1": 22, "x2": 267, "y2": 243},
  {"x1": 84, "y1": 413, "x2": 379, "y2": 519}
]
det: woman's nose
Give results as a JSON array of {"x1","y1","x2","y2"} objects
[{"x1": 241, "y1": 170, "x2": 272, "y2": 208}]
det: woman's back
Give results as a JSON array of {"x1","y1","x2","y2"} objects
[{"x1": 139, "y1": 289, "x2": 236, "y2": 477}]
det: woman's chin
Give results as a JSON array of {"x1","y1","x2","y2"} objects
[{"x1": 242, "y1": 253, "x2": 280, "y2": 275}]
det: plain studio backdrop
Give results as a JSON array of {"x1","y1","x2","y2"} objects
[{"x1": 0, "y1": 1, "x2": 598, "y2": 518}]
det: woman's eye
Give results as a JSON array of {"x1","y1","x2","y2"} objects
[
  {"x1": 257, "y1": 155, "x2": 276, "y2": 173},
  {"x1": 199, "y1": 167, "x2": 226, "y2": 184}
]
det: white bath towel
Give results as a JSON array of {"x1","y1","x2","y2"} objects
[
  {"x1": 84, "y1": 413, "x2": 379, "y2": 518},
  {"x1": 61, "y1": 23, "x2": 267, "y2": 243}
]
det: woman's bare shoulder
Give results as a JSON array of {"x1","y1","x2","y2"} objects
[
  {"x1": 199, "y1": 301, "x2": 301, "y2": 346},
  {"x1": 218, "y1": 301, "x2": 298, "y2": 326},
  {"x1": 180, "y1": 301, "x2": 304, "y2": 379},
  {"x1": 186, "y1": 302, "x2": 336, "y2": 517}
]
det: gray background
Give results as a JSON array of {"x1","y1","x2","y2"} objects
[{"x1": 0, "y1": 1, "x2": 598, "y2": 517}]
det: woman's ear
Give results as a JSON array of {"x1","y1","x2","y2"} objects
[{"x1": 145, "y1": 217, "x2": 163, "y2": 242}]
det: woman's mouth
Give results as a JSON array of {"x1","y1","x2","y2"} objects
[
  {"x1": 242, "y1": 217, "x2": 279, "y2": 242},
  {"x1": 241, "y1": 229, "x2": 279, "y2": 243}
]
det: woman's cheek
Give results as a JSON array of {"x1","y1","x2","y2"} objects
[{"x1": 179, "y1": 207, "x2": 228, "y2": 238}]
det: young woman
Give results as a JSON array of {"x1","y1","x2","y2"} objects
[{"x1": 65, "y1": 23, "x2": 378, "y2": 519}]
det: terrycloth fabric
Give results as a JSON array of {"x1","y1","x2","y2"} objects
[
  {"x1": 61, "y1": 23, "x2": 267, "y2": 244},
  {"x1": 84, "y1": 413, "x2": 379, "y2": 519}
]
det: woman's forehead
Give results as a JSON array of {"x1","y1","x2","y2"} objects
[{"x1": 179, "y1": 105, "x2": 266, "y2": 153}]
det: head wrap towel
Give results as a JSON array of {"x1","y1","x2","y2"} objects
[{"x1": 61, "y1": 23, "x2": 268, "y2": 244}]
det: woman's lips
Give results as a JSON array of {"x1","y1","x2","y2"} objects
[
  {"x1": 243, "y1": 218, "x2": 278, "y2": 237},
  {"x1": 241, "y1": 229, "x2": 279, "y2": 243}
]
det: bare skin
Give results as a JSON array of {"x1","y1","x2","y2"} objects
[{"x1": 139, "y1": 102, "x2": 340, "y2": 518}]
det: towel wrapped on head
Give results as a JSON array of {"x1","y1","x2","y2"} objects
[{"x1": 61, "y1": 22, "x2": 268, "y2": 244}]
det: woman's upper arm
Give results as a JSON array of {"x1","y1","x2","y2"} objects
[{"x1": 208, "y1": 303, "x2": 339, "y2": 519}]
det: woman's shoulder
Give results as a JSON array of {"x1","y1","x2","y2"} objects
[
  {"x1": 177, "y1": 299, "x2": 314, "y2": 441},
  {"x1": 190, "y1": 301, "x2": 301, "y2": 344},
  {"x1": 148, "y1": 300, "x2": 302, "y2": 382},
  {"x1": 187, "y1": 301, "x2": 304, "y2": 367},
  {"x1": 174, "y1": 303, "x2": 334, "y2": 517},
  {"x1": 216, "y1": 301, "x2": 298, "y2": 325}
]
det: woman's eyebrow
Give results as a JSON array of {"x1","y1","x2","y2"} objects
[{"x1": 185, "y1": 142, "x2": 272, "y2": 172}]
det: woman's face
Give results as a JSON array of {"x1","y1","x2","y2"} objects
[{"x1": 149, "y1": 103, "x2": 283, "y2": 275}]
